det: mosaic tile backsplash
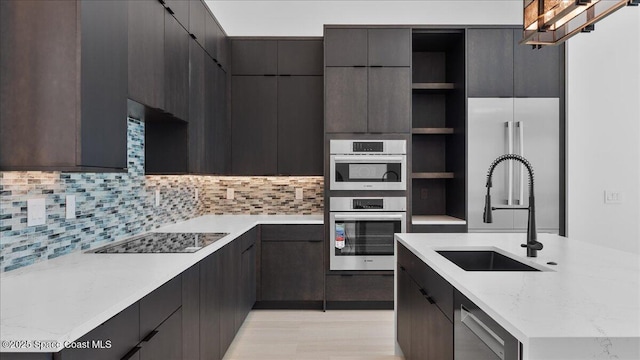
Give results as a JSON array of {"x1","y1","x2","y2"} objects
[{"x1": 0, "y1": 119, "x2": 323, "y2": 272}]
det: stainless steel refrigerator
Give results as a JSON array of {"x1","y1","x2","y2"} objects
[{"x1": 468, "y1": 98, "x2": 560, "y2": 233}]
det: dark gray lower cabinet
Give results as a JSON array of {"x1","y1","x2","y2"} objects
[
  {"x1": 240, "y1": 228, "x2": 258, "y2": 321},
  {"x1": 54, "y1": 304, "x2": 140, "y2": 360},
  {"x1": 396, "y1": 242, "x2": 455, "y2": 360},
  {"x1": 220, "y1": 240, "x2": 241, "y2": 354},
  {"x1": 139, "y1": 308, "x2": 182, "y2": 360},
  {"x1": 182, "y1": 264, "x2": 201, "y2": 360},
  {"x1": 325, "y1": 274, "x2": 394, "y2": 309},
  {"x1": 199, "y1": 250, "x2": 222, "y2": 360}
]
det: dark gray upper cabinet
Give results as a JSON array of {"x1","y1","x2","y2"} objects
[
  {"x1": 165, "y1": 0, "x2": 189, "y2": 30},
  {"x1": 368, "y1": 28, "x2": 411, "y2": 66},
  {"x1": 128, "y1": 0, "x2": 165, "y2": 110},
  {"x1": 231, "y1": 40, "x2": 278, "y2": 75},
  {"x1": 278, "y1": 40, "x2": 324, "y2": 75},
  {"x1": 205, "y1": 12, "x2": 223, "y2": 61},
  {"x1": 514, "y1": 29, "x2": 563, "y2": 97},
  {"x1": 189, "y1": 0, "x2": 206, "y2": 48},
  {"x1": 467, "y1": 28, "x2": 515, "y2": 97},
  {"x1": 164, "y1": 12, "x2": 190, "y2": 121},
  {"x1": 368, "y1": 67, "x2": 411, "y2": 133},
  {"x1": 0, "y1": 0, "x2": 128, "y2": 171},
  {"x1": 210, "y1": 65, "x2": 231, "y2": 175},
  {"x1": 324, "y1": 28, "x2": 368, "y2": 66},
  {"x1": 231, "y1": 76, "x2": 278, "y2": 175},
  {"x1": 189, "y1": 42, "x2": 206, "y2": 174},
  {"x1": 325, "y1": 67, "x2": 368, "y2": 133},
  {"x1": 277, "y1": 76, "x2": 324, "y2": 175}
]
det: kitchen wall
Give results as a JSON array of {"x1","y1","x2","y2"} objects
[
  {"x1": 0, "y1": 119, "x2": 323, "y2": 272},
  {"x1": 208, "y1": 0, "x2": 522, "y2": 36},
  {"x1": 567, "y1": 9, "x2": 640, "y2": 254}
]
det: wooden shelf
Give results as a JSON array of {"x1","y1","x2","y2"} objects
[
  {"x1": 412, "y1": 82, "x2": 455, "y2": 90},
  {"x1": 412, "y1": 127, "x2": 454, "y2": 134},
  {"x1": 412, "y1": 172, "x2": 454, "y2": 179},
  {"x1": 412, "y1": 215, "x2": 467, "y2": 226}
]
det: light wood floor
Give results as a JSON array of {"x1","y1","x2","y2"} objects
[{"x1": 223, "y1": 310, "x2": 403, "y2": 360}]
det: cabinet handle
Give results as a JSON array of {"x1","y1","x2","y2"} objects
[
  {"x1": 264, "y1": 74, "x2": 277, "y2": 77},
  {"x1": 121, "y1": 346, "x2": 141, "y2": 360},
  {"x1": 399, "y1": 266, "x2": 406, "y2": 271},
  {"x1": 353, "y1": 65, "x2": 366, "y2": 68},
  {"x1": 142, "y1": 330, "x2": 159, "y2": 342},
  {"x1": 190, "y1": 34, "x2": 197, "y2": 40},
  {"x1": 425, "y1": 295, "x2": 436, "y2": 304},
  {"x1": 166, "y1": 7, "x2": 175, "y2": 15},
  {"x1": 157, "y1": 0, "x2": 165, "y2": 4},
  {"x1": 241, "y1": 243, "x2": 255, "y2": 254}
]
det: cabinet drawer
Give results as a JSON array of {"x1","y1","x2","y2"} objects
[
  {"x1": 260, "y1": 224, "x2": 323, "y2": 242},
  {"x1": 140, "y1": 276, "x2": 182, "y2": 339},
  {"x1": 398, "y1": 243, "x2": 454, "y2": 322},
  {"x1": 326, "y1": 274, "x2": 394, "y2": 302},
  {"x1": 139, "y1": 308, "x2": 182, "y2": 360}
]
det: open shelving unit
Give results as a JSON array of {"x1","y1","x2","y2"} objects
[{"x1": 411, "y1": 30, "x2": 467, "y2": 230}]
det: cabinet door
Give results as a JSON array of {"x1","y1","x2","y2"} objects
[
  {"x1": 514, "y1": 30, "x2": 563, "y2": 97},
  {"x1": 189, "y1": 0, "x2": 206, "y2": 48},
  {"x1": 239, "y1": 231, "x2": 257, "y2": 324},
  {"x1": 57, "y1": 303, "x2": 140, "y2": 360},
  {"x1": 325, "y1": 67, "x2": 367, "y2": 133},
  {"x1": 277, "y1": 40, "x2": 323, "y2": 75},
  {"x1": 410, "y1": 279, "x2": 429, "y2": 360},
  {"x1": 468, "y1": 98, "x2": 515, "y2": 231},
  {"x1": 182, "y1": 264, "x2": 200, "y2": 360},
  {"x1": 165, "y1": 12, "x2": 190, "y2": 121},
  {"x1": 513, "y1": 98, "x2": 560, "y2": 231},
  {"x1": 139, "y1": 308, "x2": 182, "y2": 360},
  {"x1": 467, "y1": 29, "x2": 514, "y2": 97},
  {"x1": 128, "y1": 0, "x2": 164, "y2": 110},
  {"x1": 189, "y1": 41, "x2": 205, "y2": 174},
  {"x1": 220, "y1": 241, "x2": 241, "y2": 354},
  {"x1": 212, "y1": 66, "x2": 230, "y2": 174},
  {"x1": 368, "y1": 28, "x2": 411, "y2": 66},
  {"x1": 396, "y1": 266, "x2": 412, "y2": 358},
  {"x1": 140, "y1": 276, "x2": 182, "y2": 340},
  {"x1": 231, "y1": 40, "x2": 277, "y2": 75},
  {"x1": 200, "y1": 251, "x2": 222, "y2": 360},
  {"x1": 324, "y1": 28, "x2": 367, "y2": 66},
  {"x1": 277, "y1": 76, "x2": 324, "y2": 175},
  {"x1": 79, "y1": 0, "x2": 128, "y2": 169},
  {"x1": 261, "y1": 240, "x2": 324, "y2": 301},
  {"x1": 165, "y1": 0, "x2": 189, "y2": 30},
  {"x1": 205, "y1": 13, "x2": 221, "y2": 60},
  {"x1": 231, "y1": 76, "x2": 277, "y2": 175},
  {"x1": 368, "y1": 67, "x2": 411, "y2": 133},
  {"x1": 427, "y1": 301, "x2": 454, "y2": 360}
]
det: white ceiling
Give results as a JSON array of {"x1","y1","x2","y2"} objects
[{"x1": 205, "y1": 1, "x2": 523, "y2": 37}]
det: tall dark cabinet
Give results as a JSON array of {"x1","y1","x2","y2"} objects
[
  {"x1": 230, "y1": 38, "x2": 324, "y2": 176},
  {"x1": 0, "y1": 0, "x2": 128, "y2": 171},
  {"x1": 324, "y1": 27, "x2": 411, "y2": 134},
  {"x1": 410, "y1": 30, "x2": 467, "y2": 232}
]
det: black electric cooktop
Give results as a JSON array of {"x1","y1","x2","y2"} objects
[{"x1": 92, "y1": 232, "x2": 229, "y2": 253}]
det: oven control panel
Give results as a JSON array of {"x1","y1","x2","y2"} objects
[
  {"x1": 352, "y1": 199, "x2": 384, "y2": 210},
  {"x1": 353, "y1": 142, "x2": 384, "y2": 152}
]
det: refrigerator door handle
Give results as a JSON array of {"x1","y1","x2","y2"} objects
[
  {"x1": 517, "y1": 121, "x2": 525, "y2": 206},
  {"x1": 505, "y1": 122, "x2": 514, "y2": 206}
]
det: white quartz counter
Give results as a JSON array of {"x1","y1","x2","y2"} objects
[
  {"x1": 0, "y1": 215, "x2": 322, "y2": 353},
  {"x1": 396, "y1": 233, "x2": 640, "y2": 360}
]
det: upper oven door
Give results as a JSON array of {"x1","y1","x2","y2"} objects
[
  {"x1": 330, "y1": 155, "x2": 407, "y2": 191},
  {"x1": 329, "y1": 212, "x2": 407, "y2": 270}
]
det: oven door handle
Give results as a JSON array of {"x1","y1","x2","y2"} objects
[
  {"x1": 332, "y1": 155, "x2": 405, "y2": 163},
  {"x1": 334, "y1": 214, "x2": 404, "y2": 221}
]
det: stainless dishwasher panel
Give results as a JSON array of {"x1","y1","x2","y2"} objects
[{"x1": 455, "y1": 290, "x2": 521, "y2": 360}]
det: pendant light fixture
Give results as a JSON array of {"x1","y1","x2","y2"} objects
[{"x1": 522, "y1": 0, "x2": 639, "y2": 46}]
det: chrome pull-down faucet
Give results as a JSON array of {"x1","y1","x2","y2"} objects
[{"x1": 483, "y1": 154, "x2": 543, "y2": 257}]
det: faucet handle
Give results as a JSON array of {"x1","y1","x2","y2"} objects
[{"x1": 521, "y1": 242, "x2": 543, "y2": 251}]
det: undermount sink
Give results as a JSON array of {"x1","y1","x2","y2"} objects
[{"x1": 436, "y1": 250, "x2": 541, "y2": 272}]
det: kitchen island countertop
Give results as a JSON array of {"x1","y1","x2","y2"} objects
[{"x1": 396, "y1": 232, "x2": 640, "y2": 360}]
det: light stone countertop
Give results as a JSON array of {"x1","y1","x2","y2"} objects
[
  {"x1": 396, "y1": 232, "x2": 640, "y2": 360},
  {"x1": 0, "y1": 215, "x2": 322, "y2": 353}
]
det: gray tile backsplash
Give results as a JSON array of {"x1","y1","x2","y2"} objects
[{"x1": 0, "y1": 119, "x2": 323, "y2": 272}]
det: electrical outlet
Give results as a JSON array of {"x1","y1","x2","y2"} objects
[
  {"x1": 295, "y1": 188, "x2": 303, "y2": 200},
  {"x1": 604, "y1": 190, "x2": 623, "y2": 204},
  {"x1": 195, "y1": 188, "x2": 199, "y2": 201},
  {"x1": 421, "y1": 188, "x2": 429, "y2": 200},
  {"x1": 227, "y1": 188, "x2": 234, "y2": 200},
  {"x1": 65, "y1": 195, "x2": 76, "y2": 220},
  {"x1": 27, "y1": 198, "x2": 46, "y2": 226},
  {"x1": 155, "y1": 189, "x2": 161, "y2": 207}
]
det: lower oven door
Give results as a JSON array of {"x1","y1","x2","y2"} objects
[{"x1": 329, "y1": 212, "x2": 406, "y2": 270}]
